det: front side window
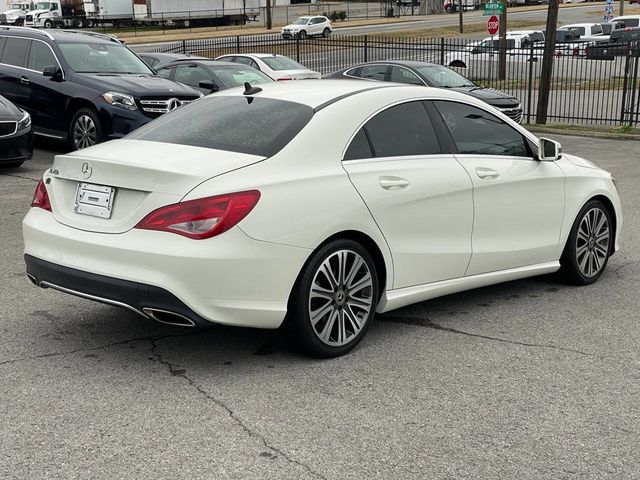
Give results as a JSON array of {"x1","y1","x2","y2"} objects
[
  {"x1": 389, "y1": 66, "x2": 423, "y2": 85},
  {"x1": 433, "y1": 101, "x2": 529, "y2": 157},
  {"x1": 359, "y1": 64, "x2": 388, "y2": 81},
  {"x1": 414, "y1": 65, "x2": 474, "y2": 87},
  {"x1": 27, "y1": 40, "x2": 57, "y2": 72},
  {"x1": 211, "y1": 67, "x2": 272, "y2": 88},
  {"x1": 174, "y1": 64, "x2": 210, "y2": 88},
  {"x1": 58, "y1": 43, "x2": 152, "y2": 74},
  {"x1": 624, "y1": 18, "x2": 639, "y2": 27},
  {"x1": 359, "y1": 101, "x2": 441, "y2": 158},
  {"x1": 156, "y1": 67, "x2": 172, "y2": 79},
  {"x1": 127, "y1": 96, "x2": 313, "y2": 158}
]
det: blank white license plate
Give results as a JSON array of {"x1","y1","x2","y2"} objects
[{"x1": 74, "y1": 183, "x2": 115, "y2": 219}]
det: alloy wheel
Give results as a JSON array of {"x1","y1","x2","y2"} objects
[
  {"x1": 73, "y1": 115, "x2": 97, "y2": 150},
  {"x1": 576, "y1": 207, "x2": 610, "y2": 278},
  {"x1": 308, "y1": 249, "x2": 374, "y2": 347}
]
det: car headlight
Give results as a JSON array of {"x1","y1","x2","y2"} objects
[
  {"x1": 17, "y1": 110, "x2": 31, "y2": 130},
  {"x1": 102, "y1": 91, "x2": 138, "y2": 111}
]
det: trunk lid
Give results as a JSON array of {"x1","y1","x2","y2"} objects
[
  {"x1": 276, "y1": 70, "x2": 322, "y2": 80},
  {"x1": 47, "y1": 139, "x2": 264, "y2": 234}
]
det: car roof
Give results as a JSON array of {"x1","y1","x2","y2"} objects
[
  {"x1": 0, "y1": 27, "x2": 121, "y2": 44},
  {"x1": 561, "y1": 23, "x2": 598, "y2": 28},
  {"x1": 234, "y1": 53, "x2": 291, "y2": 59},
  {"x1": 162, "y1": 60, "x2": 242, "y2": 68},
  {"x1": 349, "y1": 60, "x2": 438, "y2": 68}
]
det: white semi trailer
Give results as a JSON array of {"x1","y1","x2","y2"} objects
[{"x1": 141, "y1": 0, "x2": 273, "y2": 27}]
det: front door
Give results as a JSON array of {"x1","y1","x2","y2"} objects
[{"x1": 431, "y1": 100, "x2": 565, "y2": 275}]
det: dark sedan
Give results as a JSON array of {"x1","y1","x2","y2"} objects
[
  {"x1": 156, "y1": 59, "x2": 274, "y2": 95},
  {"x1": 0, "y1": 94, "x2": 33, "y2": 168},
  {"x1": 138, "y1": 52, "x2": 208, "y2": 70},
  {"x1": 325, "y1": 60, "x2": 523, "y2": 123}
]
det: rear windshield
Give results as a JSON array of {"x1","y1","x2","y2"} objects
[
  {"x1": 261, "y1": 56, "x2": 306, "y2": 71},
  {"x1": 127, "y1": 96, "x2": 313, "y2": 157}
]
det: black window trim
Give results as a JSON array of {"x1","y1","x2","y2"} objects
[
  {"x1": 430, "y1": 99, "x2": 536, "y2": 159},
  {"x1": 0, "y1": 35, "x2": 64, "y2": 78}
]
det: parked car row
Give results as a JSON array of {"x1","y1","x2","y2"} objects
[{"x1": 0, "y1": 25, "x2": 527, "y2": 171}]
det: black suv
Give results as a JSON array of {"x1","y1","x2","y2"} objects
[{"x1": 0, "y1": 27, "x2": 202, "y2": 150}]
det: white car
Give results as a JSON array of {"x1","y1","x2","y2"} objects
[
  {"x1": 281, "y1": 15, "x2": 332, "y2": 39},
  {"x1": 215, "y1": 53, "x2": 321, "y2": 81},
  {"x1": 23, "y1": 81, "x2": 622, "y2": 357}
]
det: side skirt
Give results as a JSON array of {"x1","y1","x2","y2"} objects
[{"x1": 377, "y1": 261, "x2": 561, "y2": 313}]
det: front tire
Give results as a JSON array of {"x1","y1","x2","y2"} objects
[
  {"x1": 69, "y1": 108, "x2": 103, "y2": 151},
  {"x1": 286, "y1": 240, "x2": 379, "y2": 357},
  {"x1": 1, "y1": 161, "x2": 24, "y2": 168},
  {"x1": 560, "y1": 200, "x2": 613, "y2": 285},
  {"x1": 43, "y1": 19, "x2": 53, "y2": 28},
  {"x1": 297, "y1": 30, "x2": 307, "y2": 40}
]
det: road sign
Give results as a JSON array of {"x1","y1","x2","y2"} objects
[
  {"x1": 487, "y1": 15, "x2": 499, "y2": 36},
  {"x1": 483, "y1": 2, "x2": 505, "y2": 16}
]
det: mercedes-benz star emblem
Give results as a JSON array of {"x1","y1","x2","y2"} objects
[
  {"x1": 168, "y1": 98, "x2": 182, "y2": 112},
  {"x1": 81, "y1": 162, "x2": 92, "y2": 179}
]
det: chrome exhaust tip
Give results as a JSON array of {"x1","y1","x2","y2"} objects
[
  {"x1": 142, "y1": 308, "x2": 197, "y2": 327},
  {"x1": 26, "y1": 273, "x2": 38, "y2": 286}
]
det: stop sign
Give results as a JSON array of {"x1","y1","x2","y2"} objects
[{"x1": 487, "y1": 15, "x2": 499, "y2": 36}]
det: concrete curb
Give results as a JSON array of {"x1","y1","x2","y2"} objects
[{"x1": 526, "y1": 126, "x2": 640, "y2": 141}]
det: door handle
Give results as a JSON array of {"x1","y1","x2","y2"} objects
[
  {"x1": 20, "y1": 76, "x2": 30, "y2": 85},
  {"x1": 379, "y1": 176, "x2": 410, "y2": 190},
  {"x1": 475, "y1": 167, "x2": 500, "y2": 179}
]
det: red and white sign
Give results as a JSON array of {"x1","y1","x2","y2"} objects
[{"x1": 487, "y1": 15, "x2": 499, "y2": 36}]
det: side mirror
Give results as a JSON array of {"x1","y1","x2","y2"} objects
[
  {"x1": 42, "y1": 65, "x2": 62, "y2": 79},
  {"x1": 538, "y1": 137, "x2": 562, "y2": 161},
  {"x1": 199, "y1": 80, "x2": 219, "y2": 92}
]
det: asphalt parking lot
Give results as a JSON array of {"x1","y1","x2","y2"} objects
[{"x1": 1, "y1": 134, "x2": 639, "y2": 479}]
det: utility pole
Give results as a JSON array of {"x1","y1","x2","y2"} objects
[
  {"x1": 620, "y1": 0, "x2": 624, "y2": 16},
  {"x1": 266, "y1": 0, "x2": 272, "y2": 30},
  {"x1": 536, "y1": 0, "x2": 559, "y2": 124},
  {"x1": 458, "y1": 0, "x2": 463, "y2": 33},
  {"x1": 498, "y1": 0, "x2": 507, "y2": 80}
]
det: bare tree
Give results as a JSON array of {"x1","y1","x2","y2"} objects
[{"x1": 536, "y1": 0, "x2": 560, "y2": 124}]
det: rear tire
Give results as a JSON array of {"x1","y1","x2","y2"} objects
[
  {"x1": 285, "y1": 239, "x2": 379, "y2": 358},
  {"x1": 69, "y1": 108, "x2": 103, "y2": 151},
  {"x1": 322, "y1": 27, "x2": 331, "y2": 38},
  {"x1": 559, "y1": 200, "x2": 613, "y2": 286}
]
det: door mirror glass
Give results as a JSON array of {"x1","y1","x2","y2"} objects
[
  {"x1": 199, "y1": 80, "x2": 219, "y2": 92},
  {"x1": 42, "y1": 65, "x2": 61, "y2": 78},
  {"x1": 538, "y1": 137, "x2": 562, "y2": 161}
]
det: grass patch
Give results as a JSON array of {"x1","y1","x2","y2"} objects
[
  {"x1": 375, "y1": 19, "x2": 545, "y2": 39},
  {"x1": 525, "y1": 122, "x2": 640, "y2": 135},
  {"x1": 480, "y1": 77, "x2": 628, "y2": 91}
]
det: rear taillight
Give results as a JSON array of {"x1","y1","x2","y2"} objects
[
  {"x1": 31, "y1": 179, "x2": 52, "y2": 212},
  {"x1": 135, "y1": 190, "x2": 260, "y2": 240}
]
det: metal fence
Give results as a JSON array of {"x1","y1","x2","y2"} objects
[{"x1": 137, "y1": 34, "x2": 640, "y2": 126}]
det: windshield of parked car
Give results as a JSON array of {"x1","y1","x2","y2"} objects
[
  {"x1": 415, "y1": 65, "x2": 475, "y2": 88},
  {"x1": 59, "y1": 43, "x2": 153, "y2": 74},
  {"x1": 293, "y1": 17, "x2": 310, "y2": 25},
  {"x1": 127, "y1": 96, "x2": 313, "y2": 157},
  {"x1": 261, "y1": 56, "x2": 306, "y2": 71},
  {"x1": 12, "y1": 2, "x2": 28, "y2": 8},
  {"x1": 212, "y1": 66, "x2": 273, "y2": 89},
  {"x1": 35, "y1": 2, "x2": 50, "y2": 9}
]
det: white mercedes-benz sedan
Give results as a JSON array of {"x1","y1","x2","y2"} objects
[{"x1": 23, "y1": 80, "x2": 622, "y2": 357}]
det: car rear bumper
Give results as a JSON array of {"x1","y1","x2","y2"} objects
[
  {"x1": 0, "y1": 129, "x2": 33, "y2": 163},
  {"x1": 23, "y1": 208, "x2": 312, "y2": 329}
]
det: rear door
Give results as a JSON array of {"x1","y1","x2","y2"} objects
[
  {"x1": 0, "y1": 36, "x2": 31, "y2": 110},
  {"x1": 342, "y1": 100, "x2": 473, "y2": 289},
  {"x1": 431, "y1": 100, "x2": 565, "y2": 275}
]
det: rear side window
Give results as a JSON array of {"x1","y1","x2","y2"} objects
[
  {"x1": 127, "y1": 96, "x2": 313, "y2": 157},
  {"x1": 622, "y1": 18, "x2": 639, "y2": 27},
  {"x1": 360, "y1": 64, "x2": 388, "y2": 81},
  {"x1": 361, "y1": 101, "x2": 441, "y2": 158},
  {"x1": 2, "y1": 37, "x2": 29, "y2": 68},
  {"x1": 344, "y1": 129, "x2": 372, "y2": 161},
  {"x1": 433, "y1": 101, "x2": 529, "y2": 157},
  {"x1": 27, "y1": 41, "x2": 57, "y2": 72}
]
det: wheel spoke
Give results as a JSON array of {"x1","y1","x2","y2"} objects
[
  {"x1": 310, "y1": 302, "x2": 333, "y2": 327},
  {"x1": 349, "y1": 272, "x2": 372, "y2": 295},
  {"x1": 576, "y1": 244, "x2": 589, "y2": 258},
  {"x1": 310, "y1": 286, "x2": 333, "y2": 301},
  {"x1": 345, "y1": 256, "x2": 364, "y2": 288},
  {"x1": 347, "y1": 296, "x2": 371, "y2": 312},
  {"x1": 344, "y1": 306, "x2": 362, "y2": 330},
  {"x1": 318, "y1": 309, "x2": 338, "y2": 343},
  {"x1": 320, "y1": 262, "x2": 338, "y2": 290}
]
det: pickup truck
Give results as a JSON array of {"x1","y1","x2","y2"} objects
[
  {"x1": 585, "y1": 27, "x2": 640, "y2": 60},
  {"x1": 559, "y1": 23, "x2": 607, "y2": 42}
]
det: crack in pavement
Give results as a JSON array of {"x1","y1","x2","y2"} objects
[
  {"x1": 614, "y1": 260, "x2": 639, "y2": 279},
  {"x1": 148, "y1": 338, "x2": 328, "y2": 480},
  {"x1": 0, "y1": 331, "x2": 201, "y2": 367},
  {"x1": 0, "y1": 172, "x2": 39, "y2": 183},
  {"x1": 381, "y1": 315, "x2": 592, "y2": 356}
]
